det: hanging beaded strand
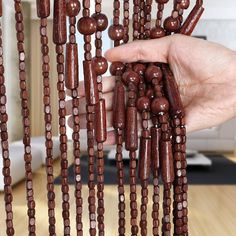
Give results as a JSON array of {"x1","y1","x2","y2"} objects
[
  {"x1": 108, "y1": 1, "x2": 127, "y2": 235},
  {"x1": 77, "y1": 1, "x2": 98, "y2": 235},
  {"x1": 14, "y1": 1, "x2": 36, "y2": 234},
  {"x1": 0, "y1": 2, "x2": 15, "y2": 235},
  {"x1": 91, "y1": 0, "x2": 109, "y2": 235},
  {"x1": 144, "y1": 0, "x2": 152, "y2": 38},
  {"x1": 53, "y1": 1, "x2": 71, "y2": 235},
  {"x1": 65, "y1": 1, "x2": 83, "y2": 235},
  {"x1": 36, "y1": 1, "x2": 56, "y2": 235}
]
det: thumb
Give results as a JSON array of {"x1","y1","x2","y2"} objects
[{"x1": 105, "y1": 36, "x2": 174, "y2": 63}]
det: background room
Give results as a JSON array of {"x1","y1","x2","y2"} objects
[{"x1": 0, "y1": 1, "x2": 236, "y2": 235}]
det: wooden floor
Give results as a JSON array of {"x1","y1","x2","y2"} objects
[{"x1": 1, "y1": 150, "x2": 236, "y2": 236}]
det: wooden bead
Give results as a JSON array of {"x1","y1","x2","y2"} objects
[
  {"x1": 151, "y1": 97, "x2": 169, "y2": 114},
  {"x1": 122, "y1": 70, "x2": 140, "y2": 86},
  {"x1": 125, "y1": 107, "x2": 138, "y2": 151},
  {"x1": 83, "y1": 60, "x2": 99, "y2": 105},
  {"x1": 95, "y1": 99, "x2": 107, "y2": 143},
  {"x1": 36, "y1": 0, "x2": 50, "y2": 18},
  {"x1": 91, "y1": 13, "x2": 108, "y2": 32},
  {"x1": 155, "y1": 0, "x2": 169, "y2": 3},
  {"x1": 113, "y1": 81, "x2": 126, "y2": 129},
  {"x1": 150, "y1": 27, "x2": 166, "y2": 39},
  {"x1": 162, "y1": 65, "x2": 184, "y2": 116},
  {"x1": 180, "y1": 4, "x2": 204, "y2": 36},
  {"x1": 180, "y1": 0, "x2": 190, "y2": 9},
  {"x1": 65, "y1": 43, "x2": 78, "y2": 90},
  {"x1": 160, "y1": 140, "x2": 174, "y2": 184},
  {"x1": 136, "y1": 96, "x2": 150, "y2": 112},
  {"x1": 133, "y1": 63, "x2": 146, "y2": 76},
  {"x1": 77, "y1": 17, "x2": 97, "y2": 35},
  {"x1": 151, "y1": 127, "x2": 161, "y2": 176},
  {"x1": 164, "y1": 16, "x2": 180, "y2": 33},
  {"x1": 138, "y1": 137, "x2": 151, "y2": 181},
  {"x1": 66, "y1": 0, "x2": 80, "y2": 17},
  {"x1": 92, "y1": 56, "x2": 108, "y2": 75},
  {"x1": 109, "y1": 62, "x2": 125, "y2": 76},
  {"x1": 53, "y1": 0, "x2": 67, "y2": 44},
  {"x1": 145, "y1": 65, "x2": 162, "y2": 83},
  {"x1": 0, "y1": 0, "x2": 2, "y2": 17},
  {"x1": 108, "y1": 24, "x2": 124, "y2": 41}
]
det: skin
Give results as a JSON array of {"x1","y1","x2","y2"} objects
[{"x1": 66, "y1": 35, "x2": 236, "y2": 145}]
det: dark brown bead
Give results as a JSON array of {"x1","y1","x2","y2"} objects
[
  {"x1": 109, "y1": 62, "x2": 125, "y2": 76},
  {"x1": 53, "y1": 0, "x2": 67, "y2": 44},
  {"x1": 136, "y1": 96, "x2": 150, "y2": 112},
  {"x1": 150, "y1": 27, "x2": 166, "y2": 39},
  {"x1": 125, "y1": 107, "x2": 138, "y2": 151},
  {"x1": 160, "y1": 141, "x2": 174, "y2": 183},
  {"x1": 77, "y1": 16, "x2": 97, "y2": 35},
  {"x1": 138, "y1": 137, "x2": 151, "y2": 181},
  {"x1": 164, "y1": 16, "x2": 180, "y2": 33},
  {"x1": 151, "y1": 97, "x2": 169, "y2": 114},
  {"x1": 133, "y1": 63, "x2": 146, "y2": 76},
  {"x1": 145, "y1": 65, "x2": 162, "y2": 83},
  {"x1": 113, "y1": 81, "x2": 126, "y2": 129},
  {"x1": 122, "y1": 70, "x2": 140, "y2": 86},
  {"x1": 92, "y1": 56, "x2": 108, "y2": 75},
  {"x1": 83, "y1": 60, "x2": 99, "y2": 105},
  {"x1": 91, "y1": 13, "x2": 108, "y2": 32},
  {"x1": 66, "y1": 0, "x2": 80, "y2": 17},
  {"x1": 65, "y1": 43, "x2": 78, "y2": 89},
  {"x1": 36, "y1": 0, "x2": 50, "y2": 18},
  {"x1": 95, "y1": 99, "x2": 107, "y2": 143},
  {"x1": 155, "y1": 0, "x2": 169, "y2": 3},
  {"x1": 108, "y1": 24, "x2": 124, "y2": 41},
  {"x1": 180, "y1": 0, "x2": 190, "y2": 9},
  {"x1": 151, "y1": 127, "x2": 161, "y2": 175}
]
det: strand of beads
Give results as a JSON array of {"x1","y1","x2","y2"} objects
[
  {"x1": 36, "y1": 1, "x2": 56, "y2": 234},
  {"x1": 65, "y1": 1, "x2": 83, "y2": 235},
  {"x1": 109, "y1": 1, "x2": 127, "y2": 235},
  {"x1": 53, "y1": 1, "x2": 71, "y2": 235},
  {"x1": 0, "y1": 3, "x2": 15, "y2": 234},
  {"x1": 144, "y1": 0, "x2": 152, "y2": 38},
  {"x1": 14, "y1": 1, "x2": 36, "y2": 234},
  {"x1": 92, "y1": 1, "x2": 109, "y2": 234},
  {"x1": 77, "y1": 1, "x2": 98, "y2": 235}
]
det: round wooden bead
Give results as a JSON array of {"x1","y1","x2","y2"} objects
[
  {"x1": 164, "y1": 16, "x2": 180, "y2": 32},
  {"x1": 151, "y1": 97, "x2": 169, "y2": 114},
  {"x1": 109, "y1": 62, "x2": 125, "y2": 76},
  {"x1": 155, "y1": 0, "x2": 169, "y2": 3},
  {"x1": 92, "y1": 56, "x2": 108, "y2": 75},
  {"x1": 136, "y1": 97, "x2": 150, "y2": 112},
  {"x1": 133, "y1": 63, "x2": 146, "y2": 76},
  {"x1": 91, "y1": 13, "x2": 108, "y2": 32},
  {"x1": 122, "y1": 70, "x2": 140, "y2": 86},
  {"x1": 108, "y1": 24, "x2": 124, "y2": 41},
  {"x1": 66, "y1": 0, "x2": 80, "y2": 17},
  {"x1": 77, "y1": 16, "x2": 97, "y2": 35},
  {"x1": 145, "y1": 65, "x2": 162, "y2": 83},
  {"x1": 180, "y1": 0, "x2": 190, "y2": 9},
  {"x1": 150, "y1": 27, "x2": 166, "y2": 39}
]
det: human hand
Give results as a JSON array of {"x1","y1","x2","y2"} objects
[{"x1": 67, "y1": 35, "x2": 236, "y2": 144}]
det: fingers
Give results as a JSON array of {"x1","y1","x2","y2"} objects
[
  {"x1": 66, "y1": 92, "x2": 114, "y2": 116},
  {"x1": 105, "y1": 36, "x2": 174, "y2": 63},
  {"x1": 66, "y1": 76, "x2": 116, "y2": 97}
]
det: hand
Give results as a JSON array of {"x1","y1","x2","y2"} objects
[{"x1": 67, "y1": 35, "x2": 236, "y2": 144}]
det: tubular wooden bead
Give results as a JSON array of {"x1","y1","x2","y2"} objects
[
  {"x1": 65, "y1": 43, "x2": 78, "y2": 90},
  {"x1": 125, "y1": 106, "x2": 138, "y2": 151},
  {"x1": 162, "y1": 64, "x2": 184, "y2": 116},
  {"x1": 138, "y1": 137, "x2": 151, "y2": 181},
  {"x1": 113, "y1": 81, "x2": 126, "y2": 129},
  {"x1": 0, "y1": 0, "x2": 2, "y2": 17},
  {"x1": 36, "y1": 0, "x2": 50, "y2": 18},
  {"x1": 95, "y1": 99, "x2": 107, "y2": 143},
  {"x1": 83, "y1": 60, "x2": 99, "y2": 105},
  {"x1": 179, "y1": 3, "x2": 204, "y2": 35},
  {"x1": 160, "y1": 140, "x2": 174, "y2": 184},
  {"x1": 53, "y1": 0, "x2": 67, "y2": 44},
  {"x1": 151, "y1": 127, "x2": 161, "y2": 176}
]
